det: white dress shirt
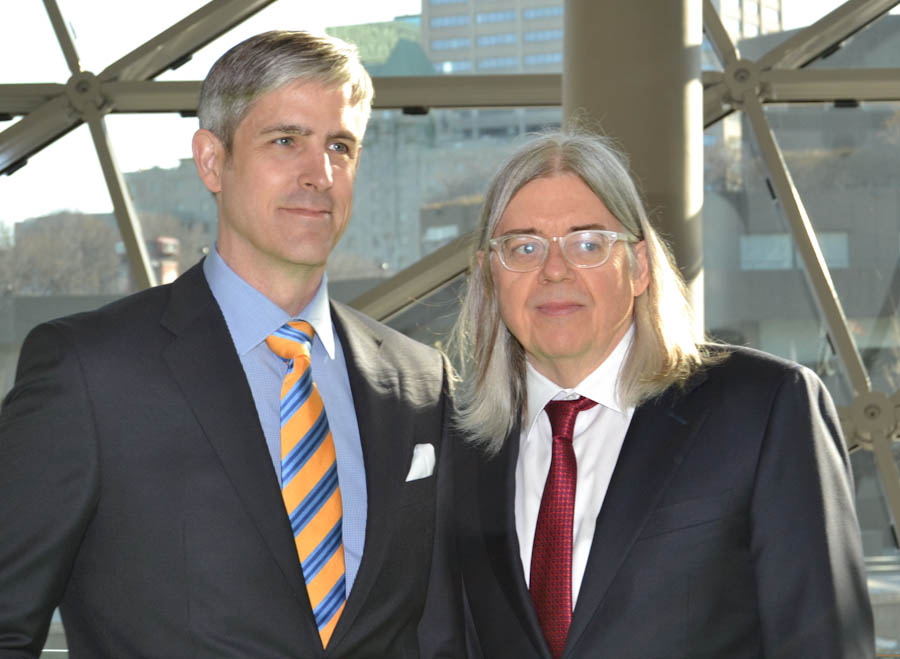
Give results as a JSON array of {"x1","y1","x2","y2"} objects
[{"x1": 515, "y1": 326, "x2": 635, "y2": 606}]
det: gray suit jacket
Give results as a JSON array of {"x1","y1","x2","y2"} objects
[
  {"x1": 457, "y1": 347, "x2": 873, "y2": 658},
  {"x1": 0, "y1": 261, "x2": 460, "y2": 658}
]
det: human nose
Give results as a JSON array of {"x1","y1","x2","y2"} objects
[
  {"x1": 539, "y1": 238, "x2": 573, "y2": 281},
  {"x1": 299, "y1": 149, "x2": 334, "y2": 191}
]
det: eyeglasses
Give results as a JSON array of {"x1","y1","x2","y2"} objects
[{"x1": 489, "y1": 229, "x2": 639, "y2": 272}]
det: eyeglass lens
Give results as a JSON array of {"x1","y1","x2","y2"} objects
[{"x1": 499, "y1": 231, "x2": 614, "y2": 271}]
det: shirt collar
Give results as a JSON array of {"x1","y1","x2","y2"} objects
[
  {"x1": 523, "y1": 325, "x2": 634, "y2": 437},
  {"x1": 203, "y1": 246, "x2": 336, "y2": 358}
]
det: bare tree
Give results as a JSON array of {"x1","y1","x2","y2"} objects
[{"x1": 11, "y1": 212, "x2": 120, "y2": 295}]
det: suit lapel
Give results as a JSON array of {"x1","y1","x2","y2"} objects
[
  {"x1": 323, "y1": 303, "x2": 405, "y2": 648},
  {"x1": 479, "y1": 427, "x2": 551, "y2": 657},
  {"x1": 564, "y1": 373, "x2": 715, "y2": 655},
  {"x1": 159, "y1": 264, "x2": 311, "y2": 611}
]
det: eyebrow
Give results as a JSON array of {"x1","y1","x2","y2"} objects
[
  {"x1": 497, "y1": 222, "x2": 610, "y2": 236},
  {"x1": 260, "y1": 124, "x2": 360, "y2": 145},
  {"x1": 260, "y1": 124, "x2": 311, "y2": 137}
]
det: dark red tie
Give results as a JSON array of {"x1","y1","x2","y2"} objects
[{"x1": 529, "y1": 396, "x2": 597, "y2": 659}]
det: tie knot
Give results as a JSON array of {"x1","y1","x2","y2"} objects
[
  {"x1": 266, "y1": 320, "x2": 315, "y2": 362},
  {"x1": 544, "y1": 396, "x2": 597, "y2": 441}
]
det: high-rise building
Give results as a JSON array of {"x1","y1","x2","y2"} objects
[{"x1": 422, "y1": 0, "x2": 564, "y2": 74}]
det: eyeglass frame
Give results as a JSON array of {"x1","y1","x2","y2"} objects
[{"x1": 488, "y1": 229, "x2": 640, "y2": 273}]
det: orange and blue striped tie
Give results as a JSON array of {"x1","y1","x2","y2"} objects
[{"x1": 266, "y1": 321, "x2": 346, "y2": 647}]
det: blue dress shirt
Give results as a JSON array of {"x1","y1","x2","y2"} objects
[{"x1": 203, "y1": 249, "x2": 367, "y2": 593}]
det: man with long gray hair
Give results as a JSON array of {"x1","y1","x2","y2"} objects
[
  {"x1": 452, "y1": 130, "x2": 873, "y2": 657},
  {"x1": 0, "y1": 31, "x2": 458, "y2": 657}
]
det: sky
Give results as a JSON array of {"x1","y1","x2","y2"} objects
[{"x1": 0, "y1": 0, "x2": 881, "y2": 227}]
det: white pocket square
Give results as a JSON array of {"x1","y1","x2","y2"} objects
[{"x1": 405, "y1": 443, "x2": 435, "y2": 482}]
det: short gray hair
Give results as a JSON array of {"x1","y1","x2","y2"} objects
[
  {"x1": 198, "y1": 30, "x2": 374, "y2": 151},
  {"x1": 452, "y1": 130, "x2": 713, "y2": 453}
]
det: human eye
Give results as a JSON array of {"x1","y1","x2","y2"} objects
[
  {"x1": 573, "y1": 231, "x2": 604, "y2": 253},
  {"x1": 272, "y1": 136, "x2": 294, "y2": 146},
  {"x1": 507, "y1": 235, "x2": 541, "y2": 256},
  {"x1": 328, "y1": 141, "x2": 354, "y2": 157}
]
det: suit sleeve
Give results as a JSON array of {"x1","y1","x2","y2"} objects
[
  {"x1": 417, "y1": 356, "x2": 466, "y2": 659},
  {"x1": 0, "y1": 323, "x2": 100, "y2": 657},
  {"x1": 750, "y1": 366, "x2": 874, "y2": 658}
]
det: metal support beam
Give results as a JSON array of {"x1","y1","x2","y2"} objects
[
  {"x1": 704, "y1": 81, "x2": 735, "y2": 127},
  {"x1": 371, "y1": 74, "x2": 561, "y2": 109},
  {"x1": 0, "y1": 95, "x2": 78, "y2": 175},
  {"x1": 82, "y1": 104, "x2": 156, "y2": 290},
  {"x1": 104, "y1": 80, "x2": 201, "y2": 113},
  {"x1": 43, "y1": 0, "x2": 81, "y2": 75},
  {"x1": 758, "y1": 0, "x2": 900, "y2": 71},
  {"x1": 742, "y1": 94, "x2": 870, "y2": 396},
  {"x1": 844, "y1": 391, "x2": 900, "y2": 548},
  {"x1": 763, "y1": 68, "x2": 900, "y2": 103},
  {"x1": 702, "y1": 71, "x2": 724, "y2": 87},
  {"x1": 1, "y1": 75, "x2": 565, "y2": 118},
  {"x1": 0, "y1": 84, "x2": 66, "y2": 116},
  {"x1": 99, "y1": 0, "x2": 278, "y2": 82},
  {"x1": 60, "y1": 53, "x2": 155, "y2": 290},
  {"x1": 702, "y1": 0, "x2": 739, "y2": 68}
]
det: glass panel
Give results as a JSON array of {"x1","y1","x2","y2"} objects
[
  {"x1": 707, "y1": 99, "x2": 900, "y2": 642},
  {"x1": 0, "y1": 2, "x2": 69, "y2": 82},
  {"x1": 701, "y1": 34, "x2": 724, "y2": 72},
  {"x1": 334, "y1": 106, "x2": 561, "y2": 303},
  {"x1": 105, "y1": 113, "x2": 214, "y2": 279},
  {"x1": 808, "y1": 11, "x2": 900, "y2": 69},
  {"x1": 870, "y1": 553, "x2": 900, "y2": 653},
  {"x1": 153, "y1": 1, "x2": 426, "y2": 81},
  {"x1": 737, "y1": 3, "x2": 899, "y2": 63},
  {"x1": 0, "y1": 104, "x2": 561, "y2": 398},
  {"x1": 0, "y1": 125, "x2": 124, "y2": 396},
  {"x1": 58, "y1": 0, "x2": 208, "y2": 75},
  {"x1": 0, "y1": 122, "x2": 113, "y2": 227},
  {"x1": 766, "y1": 101, "x2": 900, "y2": 402},
  {"x1": 384, "y1": 274, "x2": 466, "y2": 352},
  {"x1": 152, "y1": 0, "x2": 563, "y2": 80},
  {"x1": 114, "y1": 108, "x2": 563, "y2": 306},
  {"x1": 43, "y1": 611, "x2": 67, "y2": 656},
  {"x1": 781, "y1": 0, "x2": 884, "y2": 31}
]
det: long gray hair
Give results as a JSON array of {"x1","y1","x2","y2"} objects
[
  {"x1": 452, "y1": 131, "x2": 711, "y2": 453},
  {"x1": 198, "y1": 30, "x2": 373, "y2": 151}
]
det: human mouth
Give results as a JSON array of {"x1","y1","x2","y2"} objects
[
  {"x1": 279, "y1": 206, "x2": 331, "y2": 218},
  {"x1": 535, "y1": 301, "x2": 584, "y2": 316}
]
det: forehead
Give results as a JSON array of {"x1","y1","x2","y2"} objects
[
  {"x1": 495, "y1": 173, "x2": 622, "y2": 234},
  {"x1": 239, "y1": 79, "x2": 368, "y2": 136}
]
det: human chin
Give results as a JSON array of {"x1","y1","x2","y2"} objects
[{"x1": 533, "y1": 326, "x2": 590, "y2": 360}]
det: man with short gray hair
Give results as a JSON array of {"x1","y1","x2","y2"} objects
[{"x1": 0, "y1": 31, "x2": 458, "y2": 658}]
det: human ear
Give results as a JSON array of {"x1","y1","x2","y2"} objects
[
  {"x1": 192, "y1": 129, "x2": 225, "y2": 194},
  {"x1": 631, "y1": 240, "x2": 650, "y2": 297}
]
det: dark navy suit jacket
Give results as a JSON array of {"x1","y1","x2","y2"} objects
[
  {"x1": 0, "y1": 261, "x2": 460, "y2": 658},
  {"x1": 457, "y1": 347, "x2": 873, "y2": 658}
]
